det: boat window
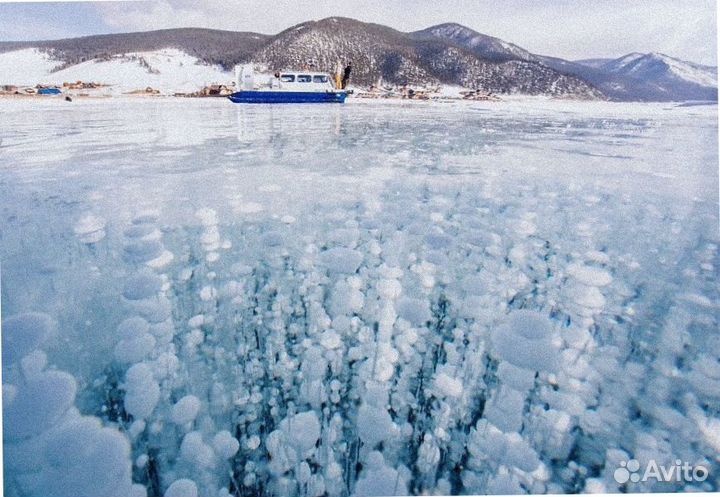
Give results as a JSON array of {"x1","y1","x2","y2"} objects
[
  {"x1": 297, "y1": 75, "x2": 312, "y2": 83},
  {"x1": 280, "y1": 74, "x2": 295, "y2": 82},
  {"x1": 313, "y1": 75, "x2": 329, "y2": 83}
]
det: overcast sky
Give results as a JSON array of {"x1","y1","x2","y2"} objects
[{"x1": 0, "y1": 0, "x2": 716, "y2": 65}]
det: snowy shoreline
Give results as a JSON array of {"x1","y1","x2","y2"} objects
[
  {"x1": 0, "y1": 92, "x2": 590, "y2": 102},
  {"x1": 1, "y1": 92, "x2": 716, "y2": 109}
]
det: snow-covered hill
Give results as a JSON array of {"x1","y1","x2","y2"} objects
[
  {"x1": 0, "y1": 48, "x2": 232, "y2": 93},
  {"x1": 411, "y1": 23, "x2": 537, "y2": 63},
  {"x1": 598, "y1": 52, "x2": 646, "y2": 73},
  {"x1": 0, "y1": 48, "x2": 60, "y2": 86},
  {"x1": 420, "y1": 25, "x2": 718, "y2": 102},
  {"x1": 568, "y1": 52, "x2": 718, "y2": 101},
  {"x1": 602, "y1": 52, "x2": 717, "y2": 89}
]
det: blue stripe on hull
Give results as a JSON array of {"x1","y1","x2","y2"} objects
[{"x1": 228, "y1": 91, "x2": 346, "y2": 104}]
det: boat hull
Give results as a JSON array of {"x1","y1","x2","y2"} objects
[{"x1": 228, "y1": 90, "x2": 347, "y2": 104}]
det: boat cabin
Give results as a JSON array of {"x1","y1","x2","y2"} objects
[
  {"x1": 235, "y1": 65, "x2": 338, "y2": 92},
  {"x1": 274, "y1": 72, "x2": 334, "y2": 91}
]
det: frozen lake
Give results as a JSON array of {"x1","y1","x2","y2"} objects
[{"x1": 2, "y1": 98, "x2": 718, "y2": 497}]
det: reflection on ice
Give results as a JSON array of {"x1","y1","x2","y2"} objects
[
  {"x1": 236, "y1": 104, "x2": 344, "y2": 145},
  {"x1": 1, "y1": 98, "x2": 718, "y2": 497}
]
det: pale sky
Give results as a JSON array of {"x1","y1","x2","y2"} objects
[{"x1": 0, "y1": 0, "x2": 717, "y2": 65}]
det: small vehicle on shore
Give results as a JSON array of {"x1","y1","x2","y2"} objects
[
  {"x1": 38, "y1": 87, "x2": 62, "y2": 95},
  {"x1": 228, "y1": 65, "x2": 348, "y2": 104}
]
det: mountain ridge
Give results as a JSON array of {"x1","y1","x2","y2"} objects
[
  {"x1": 0, "y1": 18, "x2": 715, "y2": 100},
  {"x1": 416, "y1": 23, "x2": 717, "y2": 101},
  {"x1": 411, "y1": 23, "x2": 537, "y2": 63}
]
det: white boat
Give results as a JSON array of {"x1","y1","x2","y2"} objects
[{"x1": 228, "y1": 65, "x2": 348, "y2": 104}]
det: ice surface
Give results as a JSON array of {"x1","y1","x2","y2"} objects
[
  {"x1": 74, "y1": 214, "x2": 107, "y2": 244},
  {"x1": 123, "y1": 272, "x2": 163, "y2": 300},
  {"x1": 567, "y1": 263, "x2": 613, "y2": 287},
  {"x1": 1, "y1": 98, "x2": 718, "y2": 496}
]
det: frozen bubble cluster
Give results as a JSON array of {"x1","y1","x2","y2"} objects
[
  {"x1": 3, "y1": 313, "x2": 144, "y2": 497},
  {"x1": 1, "y1": 99, "x2": 718, "y2": 496}
]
